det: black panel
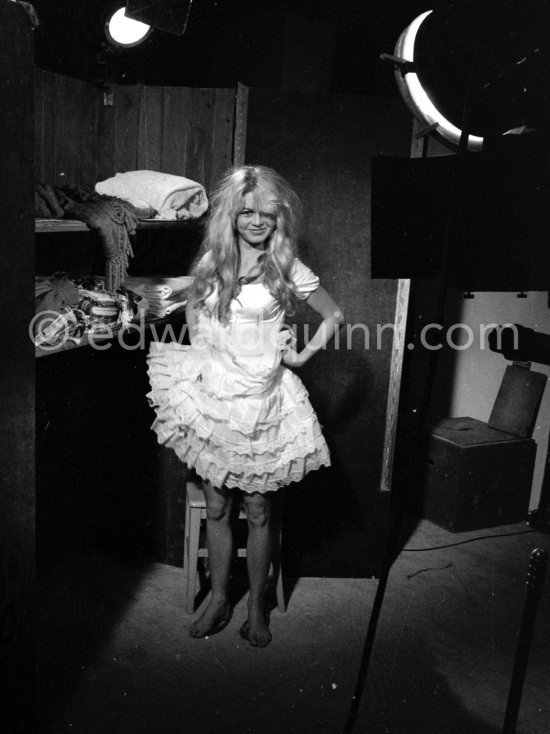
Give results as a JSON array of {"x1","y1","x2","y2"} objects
[{"x1": 371, "y1": 132, "x2": 550, "y2": 290}]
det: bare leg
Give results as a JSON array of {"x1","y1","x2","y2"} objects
[
  {"x1": 242, "y1": 491, "x2": 274, "y2": 647},
  {"x1": 189, "y1": 481, "x2": 234, "y2": 638}
]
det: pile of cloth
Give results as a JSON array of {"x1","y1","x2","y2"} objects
[
  {"x1": 35, "y1": 172, "x2": 208, "y2": 291},
  {"x1": 122, "y1": 276, "x2": 195, "y2": 320},
  {"x1": 95, "y1": 170, "x2": 208, "y2": 221},
  {"x1": 35, "y1": 183, "x2": 138, "y2": 291},
  {"x1": 34, "y1": 183, "x2": 65, "y2": 218},
  {"x1": 34, "y1": 273, "x2": 140, "y2": 349}
]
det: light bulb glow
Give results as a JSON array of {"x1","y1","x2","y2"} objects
[{"x1": 106, "y1": 7, "x2": 151, "y2": 47}]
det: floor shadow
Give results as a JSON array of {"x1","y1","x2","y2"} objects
[
  {"x1": 281, "y1": 467, "x2": 389, "y2": 579},
  {"x1": 354, "y1": 633, "x2": 503, "y2": 734},
  {"x1": 36, "y1": 343, "x2": 165, "y2": 572},
  {"x1": 36, "y1": 549, "x2": 153, "y2": 730}
]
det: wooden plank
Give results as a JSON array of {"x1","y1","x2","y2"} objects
[
  {"x1": 35, "y1": 218, "x2": 196, "y2": 233},
  {"x1": 41, "y1": 74, "x2": 94, "y2": 187},
  {"x1": 233, "y1": 83, "x2": 248, "y2": 166},
  {"x1": 161, "y1": 86, "x2": 191, "y2": 176},
  {"x1": 380, "y1": 278, "x2": 411, "y2": 492},
  {"x1": 97, "y1": 89, "x2": 116, "y2": 181},
  {"x1": 34, "y1": 68, "x2": 45, "y2": 182},
  {"x1": 113, "y1": 85, "x2": 141, "y2": 173},
  {"x1": 51, "y1": 73, "x2": 67, "y2": 186},
  {"x1": 77, "y1": 77, "x2": 94, "y2": 184},
  {"x1": 78, "y1": 80, "x2": 101, "y2": 188},
  {"x1": 210, "y1": 87, "x2": 235, "y2": 190},
  {"x1": 35, "y1": 315, "x2": 183, "y2": 358},
  {"x1": 35, "y1": 219, "x2": 88, "y2": 232},
  {"x1": 35, "y1": 70, "x2": 104, "y2": 187},
  {"x1": 379, "y1": 120, "x2": 421, "y2": 492},
  {"x1": 41, "y1": 71, "x2": 57, "y2": 184},
  {"x1": 137, "y1": 85, "x2": 164, "y2": 172},
  {"x1": 53, "y1": 74, "x2": 82, "y2": 186},
  {"x1": 185, "y1": 88, "x2": 215, "y2": 188}
]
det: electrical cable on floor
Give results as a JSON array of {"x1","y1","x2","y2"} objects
[
  {"x1": 402, "y1": 528, "x2": 537, "y2": 552},
  {"x1": 406, "y1": 562, "x2": 453, "y2": 579}
]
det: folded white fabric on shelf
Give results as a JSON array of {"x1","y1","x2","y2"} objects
[
  {"x1": 95, "y1": 171, "x2": 209, "y2": 220},
  {"x1": 163, "y1": 301, "x2": 188, "y2": 316},
  {"x1": 123, "y1": 276, "x2": 194, "y2": 298},
  {"x1": 141, "y1": 284, "x2": 174, "y2": 300},
  {"x1": 123, "y1": 276, "x2": 195, "y2": 319}
]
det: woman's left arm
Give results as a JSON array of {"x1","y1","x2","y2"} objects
[{"x1": 282, "y1": 286, "x2": 345, "y2": 368}]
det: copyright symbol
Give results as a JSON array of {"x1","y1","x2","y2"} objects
[{"x1": 29, "y1": 310, "x2": 71, "y2": 351}]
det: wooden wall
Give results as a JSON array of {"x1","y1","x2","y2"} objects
[
  {"x1": 34, "y1": 69, "x2": 236, "y2": 193},
  {"x1": 1, "y1": 3, "x2": 36, "y2": 731},
  {"x1": 246, "y1": 89, "x2": 412, "y2": 576}
]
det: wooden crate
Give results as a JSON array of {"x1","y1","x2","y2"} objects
[
  {"x1": 423, "y1": 417, "x2": 536, "y2": 532},
  {"x1": 422, "y1": 365, "x2": 547, "y2": 532}
]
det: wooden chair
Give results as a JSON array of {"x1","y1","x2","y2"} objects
[{"x1": 183, "y1": 478, "x2": 286, "y2": 614}]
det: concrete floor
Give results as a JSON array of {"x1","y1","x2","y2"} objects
[{"x1": 37, "y1": 517, "x2": 550, "y2": 734}]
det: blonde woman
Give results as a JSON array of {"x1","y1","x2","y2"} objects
[{"x1": 147, "y1": 165, "x2": 344, "y2": 647}]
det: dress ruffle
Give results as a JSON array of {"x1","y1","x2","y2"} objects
[{"x1": 147, "y1": 341, "x2": 330, "y2": 493}]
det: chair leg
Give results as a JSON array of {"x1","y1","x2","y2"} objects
[
  {"x1": 185, "y1": 506, "x2": 201, "y2": 614},
  {"x1": 183, "y1": 492, "x2": 191, "y2": 576},
  {"x1": 273, "y1": 524, "x2": 286, "y2": 613},
  {"x1": 275, "y1": 572, "x2": 285, "y2": 613}
]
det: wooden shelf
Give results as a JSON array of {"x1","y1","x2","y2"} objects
[
  {"x1": 35, "y1": 218, "x2": 204, "y2": 234},
  {"x1": 35, "y1": 216, "x2": 197, "y2": 357},
  {"x1": 35, "y1": 218, "x2": 88, "y2": 233},
  {"x1": 137, "y1": 218, "x2": 203, "y2": 230},
  {"x1": 35, "y1": 314, "x2": 186, "y2": 358}
]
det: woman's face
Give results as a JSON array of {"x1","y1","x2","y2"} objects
[{"x1": 235, "y1": 191, "x2": 277, "y2": 248}]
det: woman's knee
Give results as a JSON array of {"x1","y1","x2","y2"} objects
[
  {"x1": 205, "y1": 500, "x2": 231, "y2": 522},
  {"x1": 203, "y1": 483, "x2": 233, "y2": 522},
  {"x1": 244, "y1": 494, "x2": 272, "y2": 528}
]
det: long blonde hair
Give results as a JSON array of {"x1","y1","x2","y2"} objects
[{"x1": 190, "y1": 165, "x2": 301, "y2": 322}]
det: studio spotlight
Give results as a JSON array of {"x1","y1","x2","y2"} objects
[{"x1": 105, "y1": 5, "x2": 151, "y2": 48}]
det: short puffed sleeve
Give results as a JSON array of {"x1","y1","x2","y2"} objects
[{"x1": 290, "y1": 258, "x2": 320, "y2": 300}]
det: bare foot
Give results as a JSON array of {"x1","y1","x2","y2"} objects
[
  {"x1": 189, "y1": 598, "x2": 232, "y2": 638},
  {"x1": 241, "y1": 607, "x2": 272, "y2": 647}
]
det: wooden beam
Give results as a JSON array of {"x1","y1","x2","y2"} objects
[
  {"x1": 232, "y1": 83, "x2": 249, "y2": 166},
  {"x1": 380, "y1": 278, "x2": 411, "y2": 492}
]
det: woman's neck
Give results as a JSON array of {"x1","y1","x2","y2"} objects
[
  {"x1": 238, "y1": 240, "x2": 267, "y2": 278},
  {"x1": 238, "y1": 238, "x2": 267, "y2": 256}
]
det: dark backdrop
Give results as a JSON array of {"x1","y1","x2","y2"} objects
[{"x1": 245, "y1": 89, "x2": 411, "y2": 575}]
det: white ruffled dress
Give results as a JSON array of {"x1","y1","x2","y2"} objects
[{"x1": 146, "y1": 258, "x2": 330, "y2": 493}]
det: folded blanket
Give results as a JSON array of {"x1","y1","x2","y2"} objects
[
  {"x1": 122, "y1": 276, "x2": 194, "y2": 319},
  {"x1": 95, "y1": 171, "x2": 209, "y2": 221},
  {"x1": 55, "y1": 185, "x2": 138, "y2": 291}
]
